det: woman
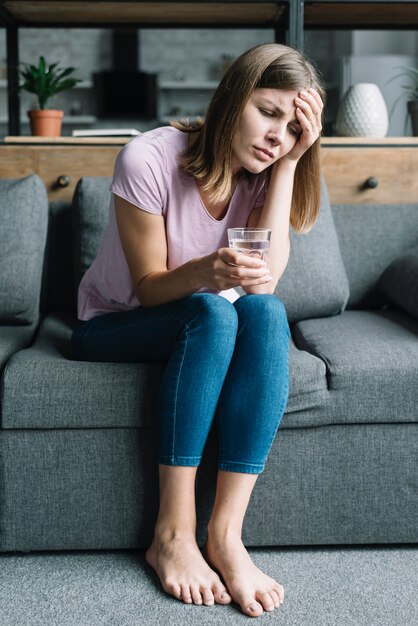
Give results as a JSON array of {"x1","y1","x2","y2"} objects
[{"x1": 72, "y1": 43, "x2": 324, "y2": 617}]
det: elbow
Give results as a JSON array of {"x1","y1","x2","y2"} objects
[{"x1": 135, "y1": 272, "x2": 158, "y2": 307}]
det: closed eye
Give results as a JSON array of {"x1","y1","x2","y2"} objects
[
  {"x1": 288, "y1": 125, "x2": 301, "y2": 136},
  {"x1": 259, "y1": 108, "x2": 275, "y2": 117}
]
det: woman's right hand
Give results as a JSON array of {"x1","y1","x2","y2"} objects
[{"x1": 196, "y1": 247, "x2": 273, "y2": 291}]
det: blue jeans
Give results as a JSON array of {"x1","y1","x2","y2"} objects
[{"x1": 71, "y1": 293, "x2": 290, "y2": 474}]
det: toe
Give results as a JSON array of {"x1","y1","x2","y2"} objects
[
  {"x1": 190, "y1": 585, "x2": 203, "y2": 605},
  {"x1": 270, "y1": 589, "x2": 281, "y2": 608},
  {"x1": 274, "y1": 583, "x2": 285, "y2": 604},
  {"x1": 201, "y1": 587, "x2": 215, "y2": 606},
  {"x1": 258, "y1": 591, "x2": 275, "y2": 612},
  {"x1": 244, "y1": 600, "x2": 263, "y2": 617},
  {"x1": 213, "y1": 583, "x2": 231, "y2": 605},
  {"x1": 180, "y1": 584, "x2": 193, "y2": 604},
  {"x1": 162, "y1": 578, "x2": 181, "y2": 600}
]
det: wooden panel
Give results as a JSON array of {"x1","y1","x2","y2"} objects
[
  {"x1": 4, "y1": 136, "x2": 132, "y2": 145},
  {"x1": 1, "y1": 141, "x2": 418, "y2": 205},
  {"x1": 321, "y1": 146, "x2": 418, "y2": 205},
  {"x1": 3, "y1": 1, "x2": 285, "y2": 25},
  {"x1": 305, "y1": 2, "x2": 418, "y2": 28},
  {"x1": 0, "y1": 145, "x2": 122, "y2": 202}
]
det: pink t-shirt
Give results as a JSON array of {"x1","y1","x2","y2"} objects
[{"x1": 77, "y1": 126, "x2": 267, "y2": 320}]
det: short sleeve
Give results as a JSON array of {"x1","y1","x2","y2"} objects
[{"x1": 110, "y1": 136, "x2": 168, "y2": 215}]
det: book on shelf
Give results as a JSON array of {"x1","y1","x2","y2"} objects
[{"x1": 72, "y1": 128, "x2": 140, "y2": 137}]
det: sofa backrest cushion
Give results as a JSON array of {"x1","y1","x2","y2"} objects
[
  {"x1": 332, "y1": 203, "x2": 418, "y2": 309},
  {"x1": 377, "y1": 244, "x2": 418, "y2": 319},
  {"x1": 72, "y1": 177, "x2": 112, "y2": 293},
  {"x1": 0, "y1": 175, "x2": 48, "y2": 325},
  {"x1": 275, "y1": 178, "x2": 350, "y2": 323}
]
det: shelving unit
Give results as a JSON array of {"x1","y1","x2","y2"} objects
[
  {"x1": 157, "y1": 80, "x2": 219, "y2": 123},
  {"x1": 1, "y1": 1, "x2": 418, "y2": 134},
  {"x1": 0, "y1": 77, "x2": 97, "y2": 130}
]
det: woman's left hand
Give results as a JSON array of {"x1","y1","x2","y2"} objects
[{"x1": 283, "y1": 87, "x2": 324, "y2": 163}]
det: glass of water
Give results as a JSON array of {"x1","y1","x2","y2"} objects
[{"x1": 227, "y1": 227, "x2": 272, "y2": 263}]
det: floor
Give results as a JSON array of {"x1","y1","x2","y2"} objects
[{"x1": 1, "y1": 544, "x2": 417, "y2": 625}]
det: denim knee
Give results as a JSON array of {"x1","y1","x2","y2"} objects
[
  {"x1": 234, "y1": 294, "x2": 290, "y2": 339},
  {"x1": 187, "y1": 293, "x2": 239, "y2": 339}
]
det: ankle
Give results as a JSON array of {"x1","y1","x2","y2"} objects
[
  {"x1": 207, "y1": 519, "x2": 242, "y2": 544},
  {"x1": 153, "y1": 525, "x2": 197, "y2": 545}
]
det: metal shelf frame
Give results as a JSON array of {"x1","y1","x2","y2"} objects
[{"x1": 2, "y1": 1, "x2": 418, "y2": 135}]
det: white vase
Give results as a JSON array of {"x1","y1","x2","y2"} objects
[{"x1": 336, "y1": 83, "x2": 389, "y2": 137}]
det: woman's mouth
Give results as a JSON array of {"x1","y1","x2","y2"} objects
[{"x1": 254, "y1": 146, "x2": 274, "y2": 161}]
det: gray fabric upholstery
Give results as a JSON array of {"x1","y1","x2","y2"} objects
[
  {"x1": 1, "y1": 312, "x2": 164, "y2": 430},
  {"x1": 72, "y1": 177, "x2": 112, "y2": 292},
  {"x1": 0, "y1": 175, "x2": 48, "y2": 324},
  {"x1": 293, "y1": 310, "x2": 418, "y2": 425},
  {"x1": 377, "y1": 244, "x2": 418, "y2": 319},
  {"x1": 1, "y1": 312, "x2": 328, "y2": 430},
  {"x1": 1, "y1": 422, "x2": 417, "y2": 550},
  {"x1": 0, "y1": 324, "x2": 38, "y2": 372},
  {"x1": 332, "y1": 203, "x2": 418, "y2": 309},
  {"x1": 275, "y1": 179, "x2": 350, "y2": 323},
  {"x1": 243, "y1": 421, "x2": 418, "y2": 546},
  {"x1": 0, "y1": 428, "x2": 158, "y2": 551}
]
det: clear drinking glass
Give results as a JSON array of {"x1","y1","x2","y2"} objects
[{"x1": 227, "y1": 227, "x2": 272, "y2": 263}]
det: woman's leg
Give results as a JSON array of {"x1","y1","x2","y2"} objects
[
  {"x1": 72, "y1": 293, "x2": 239, "y2": 467},
  {"x1": 205, "y1": 295, "x2": 289, "y2": 617},
  {"x1": 205, "y1": 472, "x2": 284, "y2": 617},
  {"x1": 145, "y1": 466, "x2": 231, "y2": 606},
  {"x1": 72, "y1": 293, "x2": 238, "y2": 605}
]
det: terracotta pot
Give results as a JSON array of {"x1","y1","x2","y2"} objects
[
  {"x1": 27, "y1": 109, "x2": 64, "y2": 137},
  {"x1": 407, "y1": 100, "x2": 418, "y2": 136}
]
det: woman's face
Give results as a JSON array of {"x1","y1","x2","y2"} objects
[{"x1": 231, "y1": 88, "x2": 303, "y2": 175}]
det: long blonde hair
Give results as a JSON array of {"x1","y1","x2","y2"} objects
[{"x1": 172, "y1": 43, "x2": 326, "y2": 233}]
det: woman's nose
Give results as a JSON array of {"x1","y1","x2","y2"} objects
[{"x1": 267, "y1": 125, "x2": 284, "y2": 146}]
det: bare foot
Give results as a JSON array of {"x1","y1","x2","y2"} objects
[
  {"x1": 205, "y1": 529, "x2": 285, "y2": 617},
  {"x1": 146, "y1": 529, "x2": 232, "y2": 606}
]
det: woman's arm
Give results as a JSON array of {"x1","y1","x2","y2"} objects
[
  {"x1": 244, "y1": 87, "x2": 323, "y2": 296},
  {"x1": 244, "y1": 159, "x2": 295, "y2": 295},
  {"x1": 114, "y1": 195, "x2": 272, "y2": 307}
]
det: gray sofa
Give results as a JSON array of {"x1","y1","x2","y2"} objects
[{"x1": 0, "y1": 172, "x2": 417, "y2": 552}]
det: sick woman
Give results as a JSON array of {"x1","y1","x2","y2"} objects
[{"x1": 72, "y1": 43, "x2": 325, "y2": 617}]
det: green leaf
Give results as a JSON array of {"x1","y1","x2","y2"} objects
[{"x1": 19, "y1": 55, "x2": 82, "y2": 109}]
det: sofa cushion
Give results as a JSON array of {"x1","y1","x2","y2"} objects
[
  {"x1": 72, "y1": 177, "x2": 112, "y2": 293},
  {"x1": 293, "y1": 310, "x2": 418, "y2": 425},
  {"x1": 332, "y1": 203, "x2": 418, "y2": 309},
  {"x1": 377, "y1": 245, "x2": 418, "y2": 319},
  {"x1": 0, "y1": 324, "x2": 38, "y2": 372},
  {"x1": 275, "y1": 179, "x2": 350, "y2": 323},
  {"x1": 1, "y1": 312, "x2": 329, "y2": 430},
  {"x1": 0, "y1": 175, "x2": 48, "y2": 324}
]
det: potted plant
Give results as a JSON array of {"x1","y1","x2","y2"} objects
[
  {"x1": 388, "y1": 66, "x2": 418, "y2": 136},
  {"x1": 19, "y1": 56, "x2": 82, "y2": 136}
]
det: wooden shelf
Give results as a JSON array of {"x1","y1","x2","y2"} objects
[
  {"x1": 0, "y1": 1, "x2": 287, "y2": 27},
  {"x1": 5, "y1": 135, "x2": 418, "y2": 146},
  {"x1": 305, "y1": 1, "x2": 418, "y2": 29},
  {"x1": 3, "y1": 0, "x2": 417, "y2": 29},
  {"x1": 321, "y1": 137, "x2": 418, "y2": 146},
  {"x1": 3, "y1": 135, "x2": 133, "y2": 145}
]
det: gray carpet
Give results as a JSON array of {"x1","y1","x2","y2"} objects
[{"x1": 0, "y1": 545, "x2": 417, "y2": 625}]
